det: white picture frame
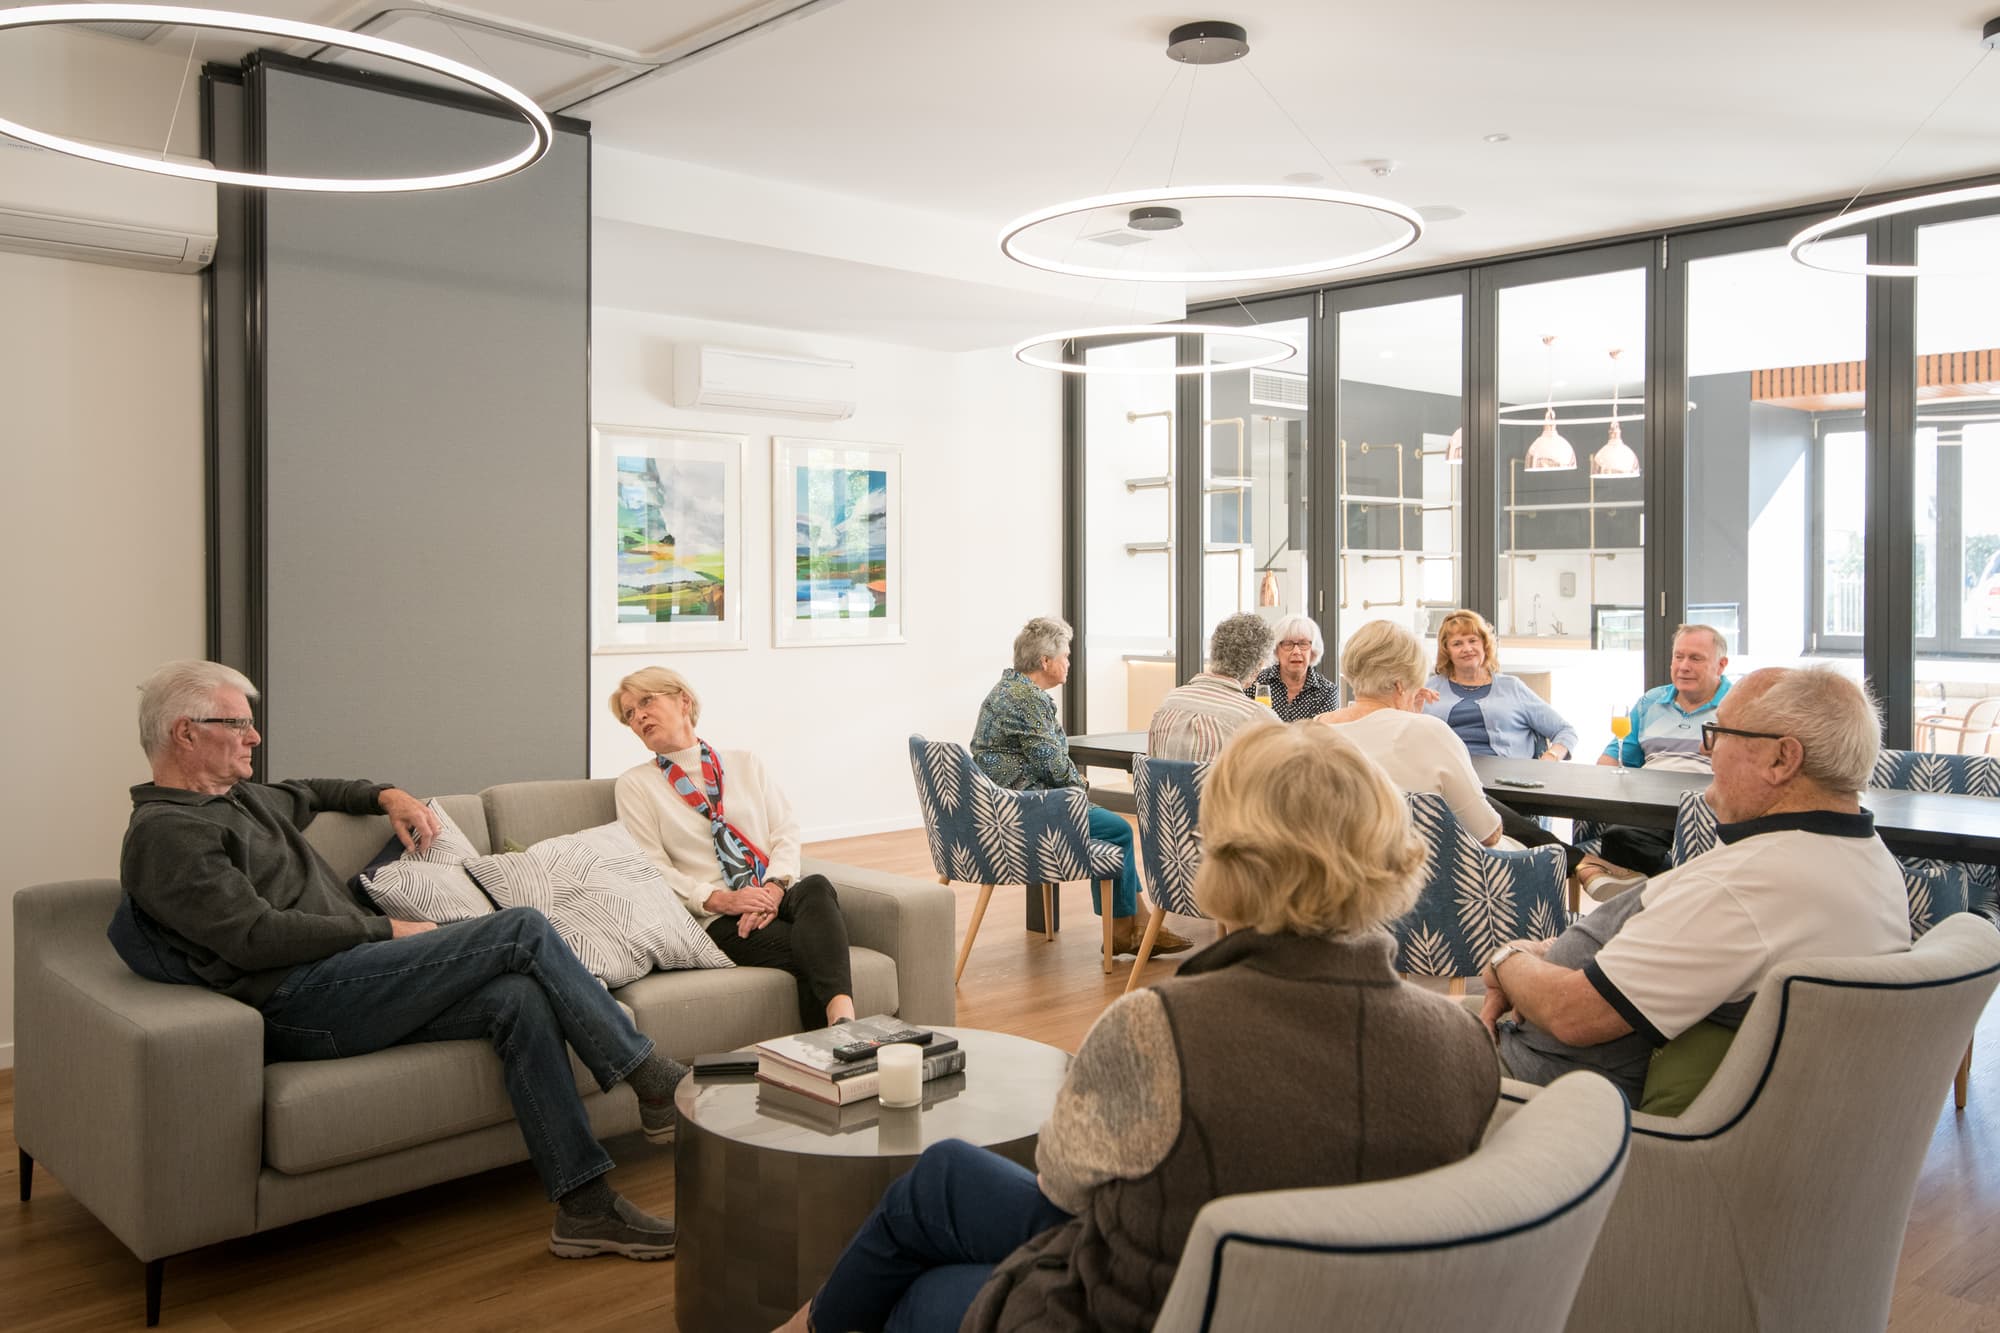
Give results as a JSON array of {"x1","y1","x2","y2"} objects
[
  {"x1": 591, "y1": 425, "x2": 748, "y2": 653},
  {"x1": 771, "y1": 437, "x2": 905, "y2": 648}
]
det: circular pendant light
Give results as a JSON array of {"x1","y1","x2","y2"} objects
[
  {"x1": 1497, "y1": 399, "x2": 1649, "y2": 426},
  {"x1": 1011, "y1": 323, "x2": 1299, "y2": 376},
  {"x1": 1000, "y1": 184, "x2": 1423, "y2": 284},
  {"x1": 1789, "y1": 180, "x2": 2000, "y2": 277},
  {"x1": 0, "y1": 5, "x2": 554, "y2": 192}
]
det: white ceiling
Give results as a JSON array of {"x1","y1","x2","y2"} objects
[{"x1": 16, "y1": 0, "x2": 2000, "y2": 357}]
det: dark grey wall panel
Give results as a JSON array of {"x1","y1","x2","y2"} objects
[{"x1": 253, "y1": 63, "x2": 587, "y2": 793}]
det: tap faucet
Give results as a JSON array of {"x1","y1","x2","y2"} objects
[{"x1": 1529, "y1": 592, "x2": 1543, "y2": 635}]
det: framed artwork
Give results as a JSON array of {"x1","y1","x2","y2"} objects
[
  {"x1": 772, "y1": 438, "x2": 905, "y2": 647},
  {"x1": 591, "y1": 425, "x2": 747, "y2": 653}
]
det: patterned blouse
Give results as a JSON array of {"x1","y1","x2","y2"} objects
[
  {"x1": 972, "y1": 668, "x2": 1082, "y2": 791},
  {"x1": 1250, "y1": 663, "x2": 1341, "y2": 722}
]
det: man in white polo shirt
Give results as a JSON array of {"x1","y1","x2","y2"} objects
[{"x1": 1478, "y1": 664, "x2": 1909, "y2": 1103}]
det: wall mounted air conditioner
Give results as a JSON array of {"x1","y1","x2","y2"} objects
[
  {"x1": 673, "y1": 344, "x2": 857, "y2": 420},
  {"x1": 0, "y1": 139, "x2": 217, "y2": 274}
]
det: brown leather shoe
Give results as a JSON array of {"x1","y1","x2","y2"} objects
[{"x1": 1109, "y1": 917, "x2": 1195, "y2": 958}]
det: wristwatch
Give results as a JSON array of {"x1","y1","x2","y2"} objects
[{"x1": 1487, "y1": 943, "x2": 1522, "y2": 974}]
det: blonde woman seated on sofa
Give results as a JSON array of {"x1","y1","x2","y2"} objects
[{"x1": 611, "y1": 666, "x2": 856, "y2": 1030}]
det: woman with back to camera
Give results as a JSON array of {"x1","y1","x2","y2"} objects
[
  {"x1": 777, "y1": 723, "x2": 1500, "y2": 1333},
  {"x1": 1421, "y1": 608, "x2": 1576, "y2": 849}
]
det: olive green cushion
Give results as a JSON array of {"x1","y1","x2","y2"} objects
[{"x1": 1639, "y1": 1019, "x2": 1738, "y2": 1117}]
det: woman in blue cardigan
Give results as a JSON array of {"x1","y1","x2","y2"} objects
[{"x1": 1422, "y1": 609, "x2": 1576, "y2": 849}]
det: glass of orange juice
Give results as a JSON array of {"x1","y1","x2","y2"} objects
[
  {"x1": 1609, "y1": 713, "x2": 1632, "y2": 770},
  {"x1": 1255, "y1": 684, "x2": 1274, "y2": 708}
]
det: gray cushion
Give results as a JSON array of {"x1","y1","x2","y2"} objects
[
  {"x1": 482, "y1": 779, "x2": 617, "y2": 852},
  {"x1": 305, "y1": 793, "x2": 491, "y2": 881}
]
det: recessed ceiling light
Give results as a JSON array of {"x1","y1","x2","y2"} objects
[
  {"x1": 1483, "y1": 132, "x2": 1511, "y2": 144},
  {"x1": 1417, "y1": 204, "x2": 1466, "y2": 222},
  {"x1": 1283, "y1": 171, "x2": 1325, "y2": 185}
]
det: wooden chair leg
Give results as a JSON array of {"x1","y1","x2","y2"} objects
[
  {"x1": 1040, "y1": 883, "x2": 1055, "y2": 942},
  {"x1": 1101, "y1": 881, "x2": 1115, "y2": 974},
  {"x1": 953, "y1": 884, "x2": 995, "y2": 986},
  {"x1": 146, "y1": 1257, "x2": 164, "y2": 1327},
  {"x1": 1956, "y1": 1036, "x2": 1974, "y2": 1110},
  {"x1": 1124, "y1": 903, "x2": 1167, "y2": 994}
]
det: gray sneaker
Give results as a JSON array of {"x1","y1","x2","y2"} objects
[
  {"x1": 640, "y1": 1096, "x2": 676, "y2": 1145},
  {"x1": 549, "y1": 1194, "x2": 677, "y2": 1260}
]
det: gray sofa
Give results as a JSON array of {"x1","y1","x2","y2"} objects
[{"x1": 13, "y1": 777, "x2": 954, "y2": 1324}]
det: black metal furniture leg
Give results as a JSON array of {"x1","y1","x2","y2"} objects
[
  {"x1": 146, "y1": 1258, "x2": 164, "y2": 1327},
  {"x1": 18, "y1": 1148, "x2": 30, "y2": 1201}
]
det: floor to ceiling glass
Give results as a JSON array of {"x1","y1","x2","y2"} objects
[
  {"x1": 1333, "y1": 295, "x2": 1464, "y2": 668},
  {"x1": 1913, "y1": 212, "x2": 2000, "y2": 756},
  {"x1": 1081, "y1": 337, "x2": 1179, "y2": 736},
  {"x1": 1493, "y1": 268, "x2": 1646, "y2": 760},
  {"x1": 1198, "y1": 316, "x2": 1311, "y2": 659},
  {"x1": 1683, "y1": 237, "x2": 1866, "y2": 691}
]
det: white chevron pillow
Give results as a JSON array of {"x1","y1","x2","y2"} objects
[
  {"x1": 462, "y1": 822, "x2": 733, "y2": 986},
  {"x1": 358, "y1": 800, "x2": 493, "y2": 922}
]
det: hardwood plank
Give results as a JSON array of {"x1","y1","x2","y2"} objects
[{"x1": 5, "y1": 827, "x2": 1998, "y2": 1329}]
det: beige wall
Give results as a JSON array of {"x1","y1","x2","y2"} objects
[{"x1": 0, "y1": 29, "x2": 208, "y2": 1066}]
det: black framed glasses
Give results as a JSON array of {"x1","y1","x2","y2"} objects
[
  {"x1": 1700, "y1": 722, "x2": 1786, "y2": 751},
  {"x1": 193, "y1": 717, "x2": 256, "y2": 732}
]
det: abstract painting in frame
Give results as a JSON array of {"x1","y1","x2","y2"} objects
[
  {"x1": 592, "y1": 425, "x2": 746, "y2": 653},
  {"x1": 772, "y1": 438, "x2": 904, "y2": 647}
]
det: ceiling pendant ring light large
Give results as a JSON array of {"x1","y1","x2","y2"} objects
[
  {"x1": 1496, "y1": 399, "x2": 1649, "y2": 426},
  {"x1": 1000, "y1": 184, "x2": 1424, "y2": 284},
  {"x1": 1012, "y1": 323, "x2": 1299, "y2": 375},
  {"x1": 0, "y1": 4, "x2": 554, "y2": 192}
]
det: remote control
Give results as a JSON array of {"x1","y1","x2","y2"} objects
[
  {"x1": 830, "y1": 1026, "x2": 928, "y2": 1061},
  {"x1": 1495, "y1": 776, "x2": 1546, "y2": 788}
]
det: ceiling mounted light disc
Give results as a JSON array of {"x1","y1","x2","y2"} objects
[
  {"x1": 1789, "y1": 181, "x2": 2000, "y2": 277},
  {"x1": 1012, "y1": 324, "x2": 1299, "y2": 376},
  {"x1": 0, "y1": 4, "x2": 554, "y2": 192},
  {"x1": 999, "y1": 184, "x2": 1423, "y2": 284},
  {"x1": 1165, "y1": 20, "x2": 1250, "y2": 64}
]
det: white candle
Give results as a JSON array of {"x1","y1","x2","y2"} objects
[{"x1": 876, "y1": 1042, "x2": 923, "y2": 1108}]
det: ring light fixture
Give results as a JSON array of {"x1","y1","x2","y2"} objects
[
  {"x1": 0, "y1": 4, "x2": 554, "y2": 192},
  {"x1": 1788, "y1": 180, "x2": 2000, "y2": 277},
  {"x1": 1011, "y1": 323, "x2": 1299, "y2": 376},
  {"x1": 999, "y1": 184, "x2": 1423, "y2": 284}
]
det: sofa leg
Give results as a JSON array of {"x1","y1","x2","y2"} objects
[
  {"x1": 146, "y1": 1258, "x2": 165, "y2": 1326},
  {"x1": 18, "y1": 1148, "x2": 30, "y2": 1201}
]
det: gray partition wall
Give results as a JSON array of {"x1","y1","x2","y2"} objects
[{"x1": 206, "y1": 57, "x2": 589, "y2": 793}]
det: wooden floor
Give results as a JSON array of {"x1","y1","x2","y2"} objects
[{"x1": 5, "y1": 826, "x2": 1998, "y2": 1330}]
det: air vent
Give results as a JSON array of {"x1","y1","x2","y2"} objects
[
  {"x1": 1249, "y1": 368, "x2": 1307, "y2": 410},
  {"x1": 76, "y1": 21, "x2": 168, "y2": 43},
  {"x1": 1083, "y1": 229, "x2": 1152, "y2": 248}
]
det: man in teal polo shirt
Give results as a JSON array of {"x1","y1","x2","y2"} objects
[{"x1": 1576, "y1": 624, "x2": 1732, "y2": 896}]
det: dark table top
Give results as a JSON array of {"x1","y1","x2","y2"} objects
[{"x1": 1067, "y1": 732, "x2": 2000, "y2": 867}]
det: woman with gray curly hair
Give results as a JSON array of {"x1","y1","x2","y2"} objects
[
  {"x1": 1148, "y1": 612, "x2": 1279, "y2": 762},
  {"x1": 971, "y1": 615, "x2": 1190, "y2": 959},
  {"x1": 1247, "y1": 613, "x2": 1339, "y2": 721}
]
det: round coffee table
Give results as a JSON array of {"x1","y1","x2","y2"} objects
[{"x1": 672, "y1": 1025, "x2": 1070, "y2": 1333}]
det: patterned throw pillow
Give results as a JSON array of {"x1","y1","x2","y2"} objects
[
  {"x1": 463, "y1": 822, "x2": 733, "y2": 986},
  {"x1": 358, "y1": 799, "x2": 494, "y2": 923}
]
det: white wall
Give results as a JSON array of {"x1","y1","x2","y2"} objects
[
  {"x1": 0, "y1": 31, "x2": 210, "y2": 1067},
  {"x1": 589, "y1": 308, "x2": 1061, "y2": 840}
]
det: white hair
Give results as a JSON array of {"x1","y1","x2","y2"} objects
[
  {"x1": 1270, "y1": 614, "x2": 1324, "y2": 666},
  {"x1": 1736, "y1": 665, "x2": 1881, "y2": 797},
  {"x1": 1208, "y1": 613, "x2": 1277, "y2": 683},
  {"x1": 138, "y1": 660, "x2": 258, "y2": 759},
  {"x1": 1013, "y1": 616, "x2": 1074, "y2": 674}
]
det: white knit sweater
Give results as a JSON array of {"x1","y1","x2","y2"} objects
[{"x1": 613, "y1": 745, "x2": 802, "y2": 922}]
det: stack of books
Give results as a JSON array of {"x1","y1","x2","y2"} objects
[
  {"x1": 755, "y1": 1015, "x2": 966, "y2": 1105},
  {"x1": 758, "y1": 1073, "x2": 967, "y2": 1134}
]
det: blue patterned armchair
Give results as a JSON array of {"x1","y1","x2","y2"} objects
[
  {"x1": 1395, "y1": 794, "x2": 1569, "y2": 980},
  {"x1": 1872, "y1": 749, "x2": 2000, "y2": 923},
  {"x1": 1127, "y1": 755, "x2": 1208, "y2": 993},
  {"x1": 907, "y1": 735, "x2": 1126, "y2": 983},
  {"x1": 1668, "y1": 790, "x2": 1719, "y2": 867}
]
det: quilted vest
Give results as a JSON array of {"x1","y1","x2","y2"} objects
[{"x1": 963, "y1": 929, "x2": 1500, "y2": 1333}]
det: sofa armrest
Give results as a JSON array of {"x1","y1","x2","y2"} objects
[
  {"x1": 801, "y1": 856, "x2": 956, "y2": 1028},
  {"x1": 15, "y1": 880, "x2": 266, "y2": 1261}
]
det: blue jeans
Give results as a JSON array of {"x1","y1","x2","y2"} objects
[
  {"x1": 810, "y1": 1139, "x2": 1072, "y2": 1333},
  {"x1": 259, "y1": 906, "x2": 653, "y2": 1200},
  {"x1": 1086, "y1": 806, "x2": 1140, "y2": 918}
]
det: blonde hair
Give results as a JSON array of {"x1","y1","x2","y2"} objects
[
  {"x1": 1433, "y1": 610, "x2": 1499, "y2": 677},
  {"x1": 1194, "y1": 724, "x2": 1426, "y2": 936},
  {"x1": 1339, "y1": 620, "x2": 1428, "y2": 701},
  {"x1": 608, "y1": 666, "x2": 700, "y2": 726}
]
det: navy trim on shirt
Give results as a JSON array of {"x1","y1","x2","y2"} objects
[
  {"x1": 1582, "y1": 961, "x2": 1668, "y2": 1046},
  {"x1": 1715, "y1": 808, "x2": 1876, "y2": 845}
]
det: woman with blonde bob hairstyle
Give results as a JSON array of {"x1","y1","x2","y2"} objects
[
  {"x1": 1421, "y1": 609, "x2": 1578, "y2": 763},
  {"x1": 784, "y1": 723, "x2": 1498, "y2": 1333}
]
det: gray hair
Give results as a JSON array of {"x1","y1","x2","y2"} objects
[
  {"x1": 138, "y1": 660, "x2": 258, "y2": 759},
  {"x1": 1735, "y1": 665, "x2": 1881, "y2": 797},
  {"x1": 1339, "y1": 620, "x2": 1427, "y2": 701},
  {"x1": 1012, "y1": 616, "x2": 1074, "y2": 674},
  {"x1": 1270, "y1": 614, "x2": 1324, "y2": 666},
  {"x1": 1208, "y1": 613, "x2": 1276, "y2": 684},
  {"x1": 1674, "y1": 623, "x2": 1729, "y2": 657}
]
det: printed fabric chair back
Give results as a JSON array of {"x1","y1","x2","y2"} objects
[
  {"x1": 906, "y1": 735, "x2": 1095, "y2": 886},
  {"x1": 1132, "y1": 754, "x2": 1208, "y2": 919},
  {"x1": 1394, "y1": 793, "x2": 1567, "y2": 979},
  {"x1": 1871, "y1": 748, "x2": 1999, "y2": 921},
  {"x1": 1669, "y1": 790, "x2": 1720, "y2": 866}
]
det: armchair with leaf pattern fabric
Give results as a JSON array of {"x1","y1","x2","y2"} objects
[
  {"x1": 1393, "y1": 793, "x2": 1569, "y2": 982},
  {"x1": 1127, "y1": 755, "x2": 1208, "y2": 993}
]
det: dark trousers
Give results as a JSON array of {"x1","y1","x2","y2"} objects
[
  {"x1": 259, "y1": 906, "x2": 653, "y2": 1199},
  {"x1": 1596, "y1": 825, "x2": 1676, "y2": 876},
  {"x1": 811, "y1": 1138, "x2": 1073, "y2": 1333},
  {"x1": 1491, "y1": 798, "x2": 1567, "y2": 852},
  {"x1": 704, "y1": 872, "x2": 853, "y2": 1028}
]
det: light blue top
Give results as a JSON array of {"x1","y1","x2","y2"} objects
[
  {"x1": 1422, "y1": 672, "x2": 1580, "y2": 760},
  {"x1": 1603, "y1": 677, "x2": 1734, "y2": 768}
]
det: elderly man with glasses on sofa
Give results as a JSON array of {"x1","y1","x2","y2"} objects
[{"x1": 1477, "y1": 664, "x2": 1910, "y2": 1106}]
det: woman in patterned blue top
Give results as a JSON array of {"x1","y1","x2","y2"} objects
[{"x1": 971, "y1": 616, "x2": 1190, "y2": 959}]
